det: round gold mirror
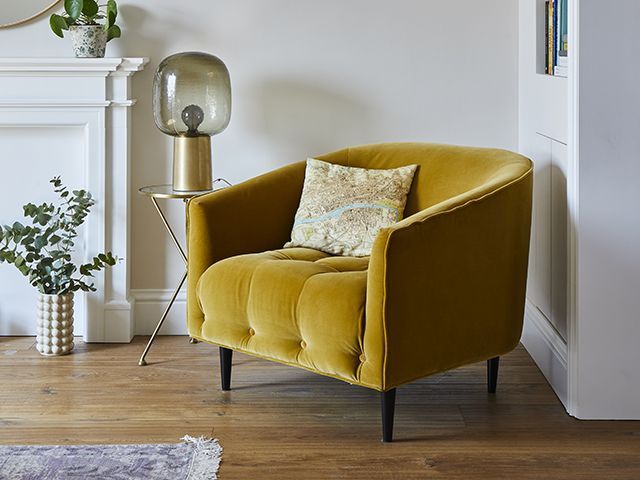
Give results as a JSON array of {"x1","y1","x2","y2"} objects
[{"x1": 0, "y1": 0, "x2": 61, "y2": 29}]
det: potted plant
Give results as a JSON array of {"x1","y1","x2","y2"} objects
[
  {"x1": 50, "y1": 0, "x2": 121, "y2": 58},
  {"x1": 0, "y1": 177, "x2": 118, "y2": 356}
]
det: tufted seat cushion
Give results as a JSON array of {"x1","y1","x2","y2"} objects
[{"x1": 197, "y1": 248, "x2": 369, "y2": 384}]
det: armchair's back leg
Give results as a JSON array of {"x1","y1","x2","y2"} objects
[
  {"x1": 381, "y1": 389, "x2": 397, "y2": 443},
  {"x1": 220, "y1": 347, "x2": 233, "y2": 391},
  {"x1": 487, "y1": 356, "x2": 500, "y2": 393}
]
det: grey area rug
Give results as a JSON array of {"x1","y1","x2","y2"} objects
[{"x1": 0, "y1": 436, "x2": 222, "y2": 480}]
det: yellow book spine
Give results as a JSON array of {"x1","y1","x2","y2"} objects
[{"x1": 548, "y1": 1, "x2": 554, "y2": 74}]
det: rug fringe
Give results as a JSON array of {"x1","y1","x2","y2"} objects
[{"x1": 181, "y1": 436, "x2": 223, "y2": 480}]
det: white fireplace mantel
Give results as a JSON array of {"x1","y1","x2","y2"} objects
[{"x1": 0, "y1": 57, "x2": 148, "y2": 342}]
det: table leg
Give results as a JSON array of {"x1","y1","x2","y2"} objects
[
  {"x1": 151, "y1": 197, "x2": 187, "y2": 264},
  {"x1": 138, "y1": 269, "x2": 187, "y2": 366},
  {"x1": 138, "y1": 197, "x2": 189, "y2": 366}
]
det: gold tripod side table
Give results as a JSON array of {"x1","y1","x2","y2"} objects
[{"x1": 137, "y1": 181, "x2": 229, "y2": 366}]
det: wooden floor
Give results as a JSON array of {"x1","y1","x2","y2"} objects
[{"x1": 1, "y1": 337, "x2": 639, "y2": 479}]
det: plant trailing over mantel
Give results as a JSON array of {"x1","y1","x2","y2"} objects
[
  {"x1": 50, "y1": 0, "x2": 121, "y2": 42},
  {"x1": 0, "y1": 177, "x2": 118, "y2": 295}
]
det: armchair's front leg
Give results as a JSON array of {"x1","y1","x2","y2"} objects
[
  {"x1": 220, "y1": 347, "x2": 233, "y2": 391},
  {"x1": 487, "y1": 356, "x2": 500, "y2": 393},
  {"x1": 381, "y1": 389, "x2": 397, "y2": 443}
]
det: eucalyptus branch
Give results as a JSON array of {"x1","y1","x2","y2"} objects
[{"x1": 0, "y1": 177, "x2": 119, "y2": 295}]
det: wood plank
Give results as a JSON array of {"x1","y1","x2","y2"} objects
[{"x1": 0, "y1": 337, "x2": 639, "y2": 478}]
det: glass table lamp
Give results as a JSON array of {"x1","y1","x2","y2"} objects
[{"x1": 153, "y1": 52, "x2": 232, "y2": 192}]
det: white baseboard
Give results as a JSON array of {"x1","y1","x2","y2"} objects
[
  {"x1": 131, "y1": 289, "x2": 188, "y2": 335},
  {"x1": 521, "y1": 299, "x2": 568, "y2": 407},
  {"x1": 104, "y1": 300, "x2": 135, "y2": 343}
]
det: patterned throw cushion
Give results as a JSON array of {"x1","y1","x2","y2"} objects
[{"x1": 284, "y1": 158, "x2": 418, "y2": 257}]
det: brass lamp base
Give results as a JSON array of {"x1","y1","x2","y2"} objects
[{"x1": 172, "y1": 136, "x2": 212, "y2": 192}]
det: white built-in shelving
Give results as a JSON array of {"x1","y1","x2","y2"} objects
[
  {"x1": 520, "y1": 0, "x2": 640, "y2": 420},
  {"x1": 519, "y1": 0, "x2": 570, "y2": 407}
]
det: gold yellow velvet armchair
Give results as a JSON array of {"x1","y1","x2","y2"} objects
[{"x1": 187, "y1": 143, "x2": 533, "y2": 442}]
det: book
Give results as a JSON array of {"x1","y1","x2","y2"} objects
[
  {"x1": 560, "y1": 0, "x2": 569, "y2": 55},
  {"x1": 554, "y1": 66, "x2": 568, "y2": 77},
  {"x1": 553, "y1": 0, "x2": 559, "y2": 72},
  {"x1": 545, "y1": 1, "x2": 550, "y2": 74},
  {"x1": 547, "y1": 0, "x2": 554, "y2": 75},
  {"x1": 544, "y1": 0, "x2": 568, "y2": 76}
]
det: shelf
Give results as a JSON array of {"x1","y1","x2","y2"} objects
[
  {"x1": 536, "y1": 73, "x2": 568, "y2": 80},
  {"x1": 536, "y1": 0, "x2": 568, "y2": 76}
]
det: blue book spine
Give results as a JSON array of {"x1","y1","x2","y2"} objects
[{"x1": 561, "y1": 0, "x2": 568, "y2": 54}]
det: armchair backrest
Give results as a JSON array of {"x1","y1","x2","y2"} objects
[{"x1": 317, "y1": 143, "x2": 531, "y2": 216}]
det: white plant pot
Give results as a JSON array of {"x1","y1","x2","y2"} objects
[
  {"x1": 69, "y1": 25, "x2": 107, "y2": 58},
  {"x1": 36, "y1": 293, "x2": 74, "y2": 357}
]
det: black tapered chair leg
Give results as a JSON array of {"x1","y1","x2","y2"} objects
[
  {"x1": 220, "y1": 347, "x2": 233, "y2": 391},
  {"x1": 487, "y1": 356, "x2": 500, "y2": 393},
  {"x1": 381, "y1": 388, "x2": 397, "y2": 443}
]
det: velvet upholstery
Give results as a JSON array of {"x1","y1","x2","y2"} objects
[{"x1": 187, "y1": 143, "x2": 533, "y2": 392}]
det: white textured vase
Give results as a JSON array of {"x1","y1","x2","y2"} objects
[{"x1": 36, "y1": 293, "x2": 74, "y2": 356}]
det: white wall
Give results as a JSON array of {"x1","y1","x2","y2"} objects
[
  {"x1": 572, "y1": 0, "x2": 640, "y2": 419},
  {"x1": 0, "y1": 1, "x2": 519, "y2": 333}
]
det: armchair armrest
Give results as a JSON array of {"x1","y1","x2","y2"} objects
[
  {"x1": 187, "y1": 161, "x2": 306, "y2": 335},
  {"x1": 360, "y1": 166, "x2": 533, "y2": 391}
]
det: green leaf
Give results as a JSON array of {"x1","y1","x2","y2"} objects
[
  {"x1": 40, "y1": 257, "x2": 53, "y2": 267},
  {"x1": 107, "y1": 0, "x2": 118, "y2": 19},
  {"x1": 106, "y1": 24, "x2": 121, "y2": 42},
  {"x1": 82, "y1": 0, "x2": 99, "y2": 17},
  {"x1": 23, "y1": 203, "x2": 37, "y2": 217},
  {"x1": 79, "y1": 265, "x2": 91, "y2": 276},
  {"x1": 79, "y1": 283, "x2": 95, "y2": 292},
  {"x1": 34, "y1": 236, "x2": 47, "y2": 250},
  {"x1": 36, "y1": 213, "x2": 51, "y2": 226},
  {"x1": 107, "y1": 10, "x2": 116, "y2": 29},
  {"x1": 64, "y1": 0, "x2": 83, "y2": 20},
  {"x1": 50, "y1": 14, "x2": 69, "y2": 38},
  {"x1": 50, "y1": 235, "x2": 62, "y2": 245},
  {"x1": 18, "y1": 264, "x2": 31, "y2": 276}
]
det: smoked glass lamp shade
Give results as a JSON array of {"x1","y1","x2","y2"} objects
[
  {"x1": 152, "y1": 52, "x2": 231, "y2": 192},
  {"x1": 153, "y1": 52, "x2": 232, "y2": 137}
]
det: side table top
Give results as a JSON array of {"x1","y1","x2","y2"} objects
[{"x1": 139, "y1": 179, "x2": 230, "y2": 200}]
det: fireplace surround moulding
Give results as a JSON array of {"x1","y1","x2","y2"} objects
[{"x1": 0, "y1": 57, "x2": 149, "y2": 342}]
